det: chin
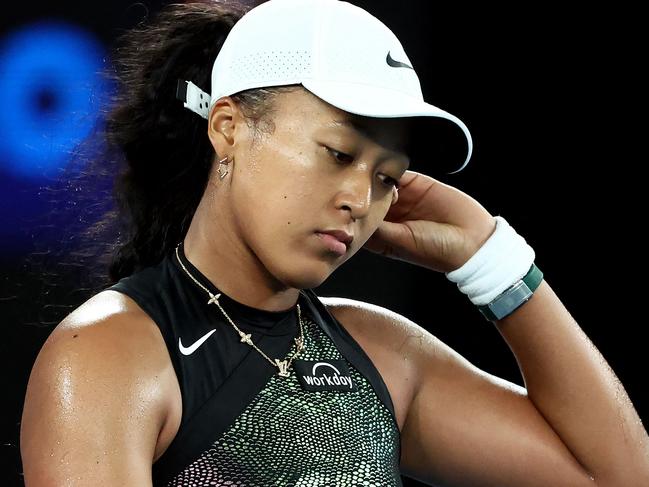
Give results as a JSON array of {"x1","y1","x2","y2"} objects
[
  {"x1": 277, "y1": 258, "x2": 342, "y2": 290},
  {"x1": 282, "y1": 269, "x2": 332, "y2": 290}
]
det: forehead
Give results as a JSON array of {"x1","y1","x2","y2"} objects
[
  {"x1": 326, "y1": 117, "x2": 410, "y2": 145},
  {"x1": 275, "y1": 87, "x2": 411, "y2": 157}
]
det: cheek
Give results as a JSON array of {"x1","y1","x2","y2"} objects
[
  {"x1": 228, "y1": 139, "x2": 328, "y2": 254},
  {"x1": 363, "y1": 197, "x2": 393, "y2": 236},
  {"x1": 233, "y1": 175, "x2": 314, "y2": 243}
]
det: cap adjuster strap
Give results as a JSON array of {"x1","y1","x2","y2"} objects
[{"x1": 176, "y1": 79, "x2": 211, "y2": 119}]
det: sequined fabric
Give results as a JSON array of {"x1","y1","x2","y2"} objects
[{"x1": 167, "y1": 315, "x2": 402, "y2": 486}]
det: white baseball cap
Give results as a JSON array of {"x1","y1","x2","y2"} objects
[{"x1": 178, "y1": 0, "x2": 473, "y2": 175}]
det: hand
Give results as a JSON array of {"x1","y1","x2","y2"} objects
[{"x1": 363, "y1": 170, "x2": 497, "y2": 273}]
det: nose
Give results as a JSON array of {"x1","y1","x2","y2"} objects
[{"x1": 335, "y1": 171, "x2": 372, "y2": 220}]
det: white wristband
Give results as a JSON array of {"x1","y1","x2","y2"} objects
[{"x1": 445, "y1": 216, "x2": 535, "y2": 306}]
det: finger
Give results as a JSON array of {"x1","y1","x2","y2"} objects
[
  {"x1": 362, "y1": 220, "x2": 410, "y2": 258},
  {"x1": 391, "y1": 170, "x2": 492, "y2": 230}
]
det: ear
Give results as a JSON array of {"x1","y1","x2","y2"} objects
[{"x1": 206, "y1": 96, "x2": 245, "y2": 157}]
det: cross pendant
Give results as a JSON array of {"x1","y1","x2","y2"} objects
[{"x1": 207, "y1": 293, "x2": 221, "y2": 306}]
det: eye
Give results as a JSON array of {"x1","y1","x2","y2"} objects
[
  {"x1": 325, "y1": 146, "x2": 400, "y2": 189},
  {"x1": 380, "y1": 175, "x2": 400, "y2": 189},
  {"x1": 326, "y1": 147, "x2": 354, "y2": 164}
]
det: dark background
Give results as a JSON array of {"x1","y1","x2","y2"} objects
[{"x1": 1, "y1": 1, "x2": 645, "y2": 486}]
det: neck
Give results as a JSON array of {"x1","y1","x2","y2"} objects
[{"x1": 183, "y1": 195, "x2": 300, "y2": 313}]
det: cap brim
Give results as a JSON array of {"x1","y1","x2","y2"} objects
[{"x1": 301, "y1": 79, "x2": 472, "y2": 176}]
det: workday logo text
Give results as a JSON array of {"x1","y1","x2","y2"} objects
[{"x1": 294, "y1": 359, "x2": 358, "y2": 392}]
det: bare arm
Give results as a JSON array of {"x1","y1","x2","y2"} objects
[
  {"x1": 20, "y1": 293, "x2": 173, "y2": 486},
  {"x1": 324, "y1": 292, "x2": 649, "y2": 486},
  {"x1": 399, "y1": 280, "x2": 649, "y2": 486},
  {"x1": 492, "y1": 278, "x2": 649, "y2": 485}
]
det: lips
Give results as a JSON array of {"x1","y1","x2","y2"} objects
[
  {"x1": 317, "y1": 229, "x2": 354, "y2": 247},
  {"x1": 315, "y1": 230, "x2": 354, "y2": 256}
]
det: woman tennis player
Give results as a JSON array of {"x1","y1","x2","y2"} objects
[{"x1": 20, "y1": 1, "x2": 649, "y2": 485}]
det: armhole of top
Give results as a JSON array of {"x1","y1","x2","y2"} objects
[{"x1": 105, "y1": 282, "x2": 186, "y2": 403}]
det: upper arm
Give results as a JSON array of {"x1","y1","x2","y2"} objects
[
  {"x1": 20, "y1": 293, "x2": 170, "y2": 486},
  {"x1": 322, "y1": 296, "x2": 596, "y2": 487},
  {"x1": 396, "y1": 317, "x2": 597, "y2": 487}
]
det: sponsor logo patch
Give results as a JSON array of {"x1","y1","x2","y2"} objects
[{"x1": 293, "y1": 359, "x2": 358, "y2": 392}]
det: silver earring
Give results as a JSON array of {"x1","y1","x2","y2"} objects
[{"x1": 217, "y1": 155, "x2": 230, "y2": 180}]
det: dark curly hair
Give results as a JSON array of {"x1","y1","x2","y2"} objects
[
  {"x1": 23, "y1": 1, "x2": 306, "y2": 329},
  {"x1": 101, "y1": 1, "x2": 300, "y2": 283}
]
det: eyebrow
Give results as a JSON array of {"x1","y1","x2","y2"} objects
[
  {"x1": 328, "y1": 118, "x2": 365, "y2": 132},
  {"x1": 327, "y1": 119, "x2": 410, "y2": 168}
]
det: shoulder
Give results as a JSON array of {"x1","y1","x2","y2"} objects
[
  {"x1": 21, "y1": 289, "x2": 176, "y2": 477},
  {"x1": 36, "y1": 289, "x2": 171, "y2": 377},
  {"x1": 39, "y1": 288, "x2": 176, "y2": 410},
  {"x1": 319, "y1": 294, "x2": 506, "y2": 389},
  {"x1": 50, "y1": 289, "x2": 163, "y2": 351},
  {"x1": 319, "y1": 295, "x2": 438, "y2": 360},
  {"x1": 320, "y1": 295, "x2": 407, "y2": 331},
  {"x1": 25, "y1": 288, "x2": 173, "y2": 416}
]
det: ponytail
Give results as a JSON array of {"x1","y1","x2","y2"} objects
[
  {"x1": 105, "y1": 1, "x2": 246, "y2": 281},
  {"x1": 100, "y1": 1, "x2": 295, "y2": 283}
]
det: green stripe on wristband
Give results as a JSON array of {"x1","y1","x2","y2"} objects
[{"x1": 477, "y1": 263, "x2": 544, "y2": 321}]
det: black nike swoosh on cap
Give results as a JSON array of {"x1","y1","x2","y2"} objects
[{"x1": 386, "y1": 51, "x2": 413, "y2": 70}]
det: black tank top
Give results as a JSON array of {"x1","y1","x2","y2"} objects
[{"x1": 107, "y1": 242, "x2": 402, "y2": 486}]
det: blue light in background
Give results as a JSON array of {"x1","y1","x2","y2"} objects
[
  {"x1": 0, "y1": 21, "x2": 109, "y2": 179},
  {"x1": 0, "y1": 20, "x2": 112, "y2": 253}
]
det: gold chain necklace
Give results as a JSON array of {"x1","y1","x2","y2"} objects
[{"x1": 174, "y1": 244, "x2": 305, "y2": 377}]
